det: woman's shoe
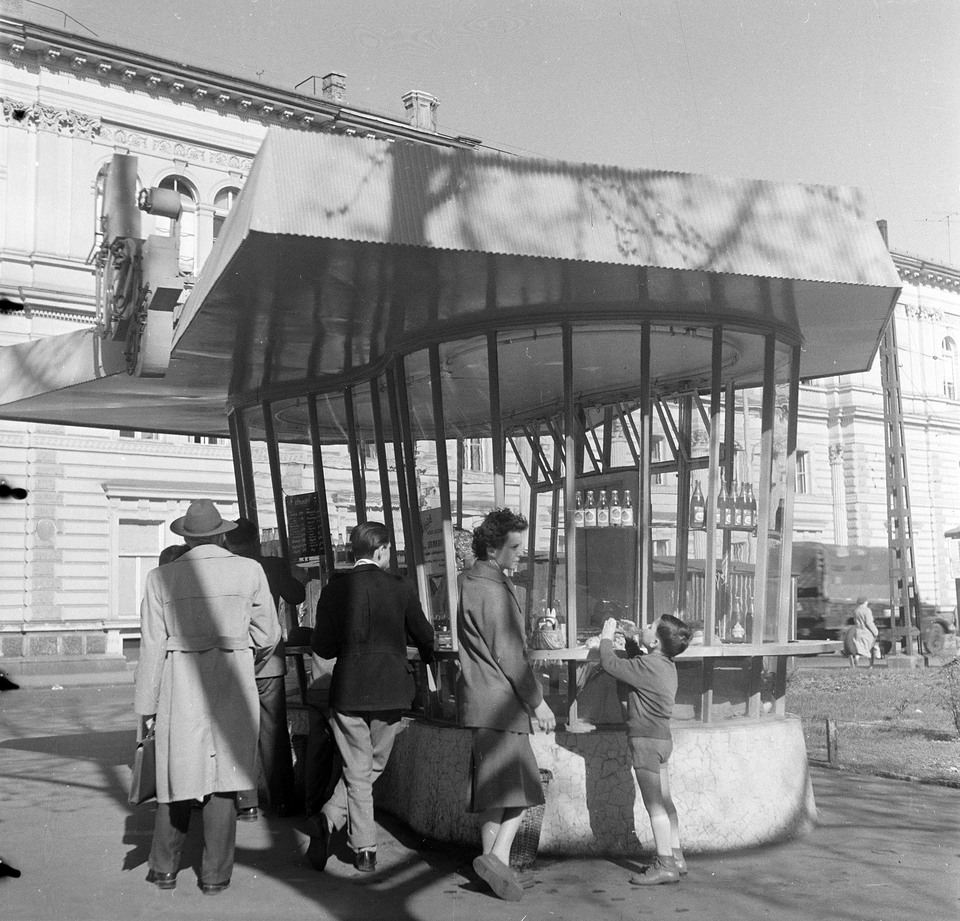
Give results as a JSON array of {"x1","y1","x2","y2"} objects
[{"x1": 473, "y1": 854, "x2": 523, "y2": 902}]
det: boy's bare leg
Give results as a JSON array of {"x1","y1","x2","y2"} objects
[
  {"x1": 659, "y1": 763, "x2": 681, "y2": 851},
  {"x1": 635, "y1": 767, "x2": 673, "y2": 858}
]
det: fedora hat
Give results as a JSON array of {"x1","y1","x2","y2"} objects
[{"x1": 170, "y1": 499, "x2": 237, "y2": 538}]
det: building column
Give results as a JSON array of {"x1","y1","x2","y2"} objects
[{"x1": 829, "y1": 444, "x2": 847, "y2": 546}]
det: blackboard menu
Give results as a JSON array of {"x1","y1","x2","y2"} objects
[{"x1": 285, "y1": 491, "x2": 323, "y2": 564}]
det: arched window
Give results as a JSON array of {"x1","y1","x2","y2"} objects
[
  {"x1": 942, "y1": 337, "x2": 957, "y2": 399},
  {"x1": 156, "y1": 175, "x2": 197, "y2": 275},
  {"x1": 212, "y1": 186, "x2": 241, "y2": 244}
]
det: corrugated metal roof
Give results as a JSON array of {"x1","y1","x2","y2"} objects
[
  {"x1": 183, "y1": 128, "x2": 899, "y2": 339},
  {"x1": 0, "y1": 128, "x2": 903, "y2": 437}
]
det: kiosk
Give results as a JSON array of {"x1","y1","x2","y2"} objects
[{"x1": 0, "y1": 128, "x2": 902, "y2": 854}]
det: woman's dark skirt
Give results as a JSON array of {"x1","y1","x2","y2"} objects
[{"x1": 469, "y1": 727, "x2": 544, "y2": 813}]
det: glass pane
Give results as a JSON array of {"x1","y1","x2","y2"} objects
[
  {"x1": 762, "y1": 341, "x2": 796, "y2": 642},
  {"x1": 311, "y1": 391, "x2": 354, "y2": 566},
  {"x1": 243, "y1": 403, "x2": 280, "y2": 548},
  {"x1": 498, "y1": 326, "x2": 565, "y2": 643},
  {"x1": 119, "y1": 521, "x2": 159, "y2": 555}
]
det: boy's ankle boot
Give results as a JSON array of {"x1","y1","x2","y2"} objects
[
  {"x1": 672, "y1": 849, "x2": 688, "y2": 875},
  {"x1": 630, "y1": 855, "x2": 680, "y2": 886}
]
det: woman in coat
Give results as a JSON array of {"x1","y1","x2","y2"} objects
[
  {"x1": 843, "y1": 596, "x2": 880, "y2": 667},
  {"x1": 134, "y1": 499, "x2": 280, "y2": 894},
  {"x1": 456, "y1": 508, "x2": 556, "y2": 902}
]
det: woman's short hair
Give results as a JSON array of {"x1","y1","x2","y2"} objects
[
  {"x1": 472, "y1": 508, "x2": 528, "y2": 561},
  {"x1": 657, "y1": 613, "x2": 694, "y2": 659},
  {"x1": 350, "y1": 521, "x2": 390, "y2": 559}
]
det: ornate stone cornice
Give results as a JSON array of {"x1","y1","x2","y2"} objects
[
  {"x1": 893, "y1": 252, "x2": 960, "y2": 294},
  {"x1": 98, "y1": 124, "x2": 253, "y2": 171},
  {"x1": 1, "y1": 16, "x2": 482, "y2": 150},
  {"x1": 1, "y1": 96, "x2": 100, "y2": 137},
  {"x1": 901, "y1": 302, "x2": 944, "y2": 322}
]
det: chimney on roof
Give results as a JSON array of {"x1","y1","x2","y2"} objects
[
  {"x1": 401, "y1": 90, "x2": 439, "y2": 133},
  {"x1": 322, "y1": 72, "x2": 346, "y2": 103}
]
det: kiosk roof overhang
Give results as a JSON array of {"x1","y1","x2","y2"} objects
[{"x1": 0, "y1": 129, "x2": 901, "y2": 437}]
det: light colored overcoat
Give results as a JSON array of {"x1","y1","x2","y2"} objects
[{"x1": 134, "y1": 544, "x2": 280, "y2": 803}]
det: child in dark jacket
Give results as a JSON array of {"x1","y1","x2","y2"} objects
[{"x1": 599, "y1": 613, "x2": 693, "y2": 885}]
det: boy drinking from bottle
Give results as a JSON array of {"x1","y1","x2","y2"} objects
[{"x1": 598, "y1": 613, "x2": 693, "y2": 885}]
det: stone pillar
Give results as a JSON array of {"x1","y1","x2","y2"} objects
[{"x1": 829, "y1": 444, "x2": 847, "y2": 546}]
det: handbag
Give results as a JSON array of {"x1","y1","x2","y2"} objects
[{"x1": 128, "y1": 730, "x2": 157, "y2": 806}]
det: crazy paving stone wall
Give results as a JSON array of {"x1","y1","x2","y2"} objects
[{"x1": 376, "y1": 715, "x2": 815, "y2": 855}]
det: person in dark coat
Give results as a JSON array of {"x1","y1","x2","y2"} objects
[
  {"x1": 307, "y1": 521, "x2": 435, "y2": 873},
  {"x1": 225, "y1": 518, "x2": 307, "y2": 819}
]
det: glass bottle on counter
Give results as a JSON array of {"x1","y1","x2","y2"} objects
[
  {"x1": 609, "y1": 489, "x2": 622, "y2": 526},
  {"x1": 573, "y1": 491, "x2": 585, "y2": 528},
  {"x1": 621, "y1": 489, "x2": 634, "y2": 526},
  {"x1": 597, "y1": 489, "x2": 610, "y2": 527},
  {"x1": 335, "y1": 531, "x2": 345, "y2": 564},
  {"x1": 584, "y1": 490, "x2": 597, "y2": 527},
  {"x1": 690, "y1": 481, "x2": 706, "y2": 529}
]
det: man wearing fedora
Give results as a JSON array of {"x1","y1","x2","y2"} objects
[{"x1": 135, "y1": 499, "x2": 280, "y2": 895}]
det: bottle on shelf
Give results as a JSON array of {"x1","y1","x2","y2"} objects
[
  {"x1": 690, "y1": 481, "x2": 706, "y2": 529},
  {"x1": 715, "y1": 475, "x2": 725, "y2": 527},
  {"x1": 584, "y1": 490, "x2": 597, "y2": 527},
  {"x1": 774, "y1": 497, "x2": 785, "y2": 534},
  {"x1": 621, "y1": 489, "x2": 634, "y2": 527},
  {"x1": 722, "y1": 478, "x2": 735, "y2": 528},
  {"x1": 573, "y1": 490, "x2": 585, "y2": 528},
  {"x1": 610, "y1": 489, "x2": 622, "y2": 526},
  {"x1": 335, "y1": 531, "x2": 345, "y2": 564},
  {"x1": 734, "y1": 481, "x2": 746, "y2": 528},
  {"x1": 597, "y1": 489, "x2": 610, "y2": 527},
  {"x1": 731, "y1": 596, "x2": 746, "y2": 642},
  {"x1": 745, "y1": 483, "x2": 757, "y2": 529}
]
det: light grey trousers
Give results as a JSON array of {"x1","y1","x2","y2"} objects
[{"x1": 322, "y1": 709, "x2": 402, "y2": 853}]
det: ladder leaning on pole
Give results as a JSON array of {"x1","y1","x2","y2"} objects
[{"x1": 877, "y1": 221, "x2": 923, "y2": 657}]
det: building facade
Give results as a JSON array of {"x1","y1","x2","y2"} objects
[
  {"x1": 1, "y1": 16, "x2": 958, "y2": 676},
  {"x1": 0, "y1": 16, "x2": 497, "y2": 676}
]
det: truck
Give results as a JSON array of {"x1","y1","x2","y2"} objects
[{"x1": 792, "y1": 541, "x2": 957, "y2": 656}]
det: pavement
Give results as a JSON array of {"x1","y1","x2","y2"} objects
[{"x1": 1, "y1": 682, "x2": 958, "y2": 921}]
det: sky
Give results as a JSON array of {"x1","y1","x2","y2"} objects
[{"x1": 20, "y1": 0, "x2": 960, "y2": 264}]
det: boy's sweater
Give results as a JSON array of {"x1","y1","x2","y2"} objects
[{"x1": 598, "y1": 639, "x2": 677, "y2": 740}]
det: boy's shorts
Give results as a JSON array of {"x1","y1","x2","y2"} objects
[{"x1": 629, "y1": 736, "x2": 673, "y2": 774}]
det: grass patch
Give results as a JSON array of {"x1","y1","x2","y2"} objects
[{"x1": 786, "y1": 665, "x2": 960, "y2": 784}]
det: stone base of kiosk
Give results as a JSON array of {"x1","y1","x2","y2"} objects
[{"x1": 376, "y1": 716, "x2": 815, "y2": 855}]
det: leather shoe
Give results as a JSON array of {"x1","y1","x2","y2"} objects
[
  {"x1": 146, "y1": 869, "x2": 177, "y2": 890},
  {"x1": 354, "y1": 849, "x2": 377, "y2": 873},
  {"x1": 629, "y1": 857, "x2": 680, "y2": 886},
  {"x1": 200, "y1": 879, "x2": 230, "y2": 895},
  {"x1": 306, "y1": 814, "x2": 331, "y2": 871},
  {"x1": 236, "y1": 806, "x2": 258, "y2": 822}
]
